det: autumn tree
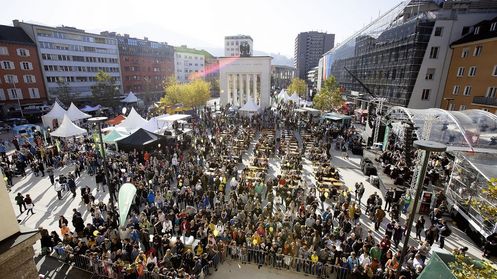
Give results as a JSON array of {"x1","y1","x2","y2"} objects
[
  {"x1": 449, "y1": 252, "x2": 497, "y2": 279},
  {"x1": 313, "y1": 75, "x2": 343, "y2": 111},
  {"x1": 91, "y1": 70, "x2": 119, "y2": 108},
  {"x1": 160, "y1": 78, "x2": 211, "y2": 109},
  {"x1": 287, "y1": 78, "x2": 308, "y2": 98},
  {"x1": 470, "y1": 177, "x2": 497, "y2": 224}
]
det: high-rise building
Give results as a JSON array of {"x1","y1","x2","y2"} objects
[
  {"x1": 318, "y1": 0, "x2": 497, "y2": 108},
  {"x1": 174, "y1": 46, "x2": 207, "y2": 83},
  {"x1": 294, "y1": 31, "x2": 335, "y2": 80},
  {"x1": 441, "y1": 16, "x2": 497, "y2": 113},
  {"x1": 105, "y1": 33, "x2": 174, "y2": 102},
  {"x1": 13, "y1": 20, "x2": 122, "y2": 101},
  {"x1": 0, "y1": 25, "x2": 47, "y2": 117},
  {"x1": 224, "y1": 35, "x2": 253, "y2": 57}
]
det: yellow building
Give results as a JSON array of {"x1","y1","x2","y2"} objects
[{"x1": 442, "y1": 16, "x2": 497, "y2": 113}]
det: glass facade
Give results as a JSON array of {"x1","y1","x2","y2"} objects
[{"x1": 320, "y1": 0, "x2": 439, "y2": 106}]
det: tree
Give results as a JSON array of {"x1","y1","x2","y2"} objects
[
  {"x1": 287, "y1": 78, "x2": 307, "y2": 98},
  {"x1": 55, "y1": 79, "x2": 72, "y2": 106},
  {"x1": 313, "y1": 75, "x2": 343, "y2": 111},
  {"x1": 160, "y1": 78, "x2": 211, "y2": 109},
  {"x1": 91, "y1": 70, "x2": 119, "y2": 108},
  {"x1": 449, "y1": 252, "x2": 497, "y2": 279},
  {"x1": 470, "y1": 177, "x2": 497, "y2": 224}
]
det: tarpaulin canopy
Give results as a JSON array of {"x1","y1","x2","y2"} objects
[
  {"x1": 417, "y1": 251, "x2": 456, "y2": 279},
  {"x1": 41, "y1": 102, "x2": 67, "y2": 129},
  {"x1": 121, "y1": 91, "x2": 139, "y2": 103},
  {"x1": 103, "y1": 129, "x2": 129, "y2": 143},
  {"x1": 106, "y1": 115, "x2": 126, "y2": 126},
  {"x1": 116, "y1": 128, "x2": 174, "y2": 151},
  {"x1": 50, "y1": 114, "x2": 87, "y2": 138},
  {"x1": 239, "y1": 98, "x2": 259, "y2": 113},
  {"x1": 322, "y1": 112, "x2": 351, "y2": 121},
  {"x1": 66, "y1": 102, "x2": 91, "y2": 121},
  {"x1": 116, "y1": 107, "x2": 148, "y2": 132},
  {"x1": 277, "y1": 89, "x2": 290, "y2": 102},
  {"x1": 80, "y1": 104, "x2": 102, "y2": 112}
]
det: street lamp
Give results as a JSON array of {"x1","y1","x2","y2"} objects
[
  {"x1": 396, "y1": 140, "x2": 446, "y2": 279},
  {"x1": 88, "y1": 116, "x2": 113, "y2": 205}
]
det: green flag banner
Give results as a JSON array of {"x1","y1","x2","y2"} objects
[{"x1": 118, "y1": 183, "x2": 137, "y2": 228}]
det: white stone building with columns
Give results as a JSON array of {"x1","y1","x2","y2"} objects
[{"x1": 219, "y1": 56, "x2": 272, "y2": 109}]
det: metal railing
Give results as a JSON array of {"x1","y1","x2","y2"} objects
[{"x1": 472, "y1": 96, "x2": 497, "y2": 107}]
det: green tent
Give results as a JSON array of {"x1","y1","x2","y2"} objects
[
  {"x1": 418, "y1": 251, "x2": 456, "y2": 279},
  {"x1": 103, "y1": 129, "x2": 128, "y2": 143}
]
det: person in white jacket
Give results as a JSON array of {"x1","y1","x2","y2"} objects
[{"x1": 54, "y1": 179, "x2": 62, "y2": 200}]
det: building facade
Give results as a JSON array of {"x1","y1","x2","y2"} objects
[
  {"x1": 318, "y1": 0, "x2": 497, "y2": 108},
  {"x1": 294, "y1": 31, "x2": 334, "y2": 80},
  {"x1": 219, "y1": 56, "x2": 272, "y2": 108},
  {"x1": 108, "y1": 33, "x2": 174, "y2": 102},
  {"x1": 174, "y1": 46, "x2": 205, "y2": 83},
  {"x1": 224, "y1": 35, "x2": 253, "y2": 57},
  {"x1": 0, "y1": 25, "x2": 47, "y2": 117},
  {"x1": 441, "y1": 16, "x2": 497, "y2": 113},
  {"x1": 271, "y1": 65, "x2": 295, "y2": 90},
  {"x1": 204, "y1": 55, "x2": 220, "y2": 96},
  {"x1": 14, "y1": 20, "x2": 122, "y2": 101}
]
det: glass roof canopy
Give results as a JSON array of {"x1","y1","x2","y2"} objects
[{"x1": 386, "y1": 107, "x2": 497, "y2": 153}]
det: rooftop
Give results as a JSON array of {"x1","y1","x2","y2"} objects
[
  {"x1": 451, "y1": 16, "x2": 497, "y2": 46},
  {"x1": 0, "y1": 25, "x2": 35, "y2": 45},
  {"x1": 174, "y1": 46, "x2": 214, "y2": 57}
]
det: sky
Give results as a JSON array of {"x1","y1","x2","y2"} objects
[{"x1": 0, "y1": 0, "x2": 402, "y2": 59}]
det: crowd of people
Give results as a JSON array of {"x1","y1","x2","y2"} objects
[{"x1": 1, "y1": 103, "x2": 474, "y2": 279}]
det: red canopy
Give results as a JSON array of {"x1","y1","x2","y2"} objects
[{"x1": 106, "y1": 115, "x2": 126, "y2": 126}]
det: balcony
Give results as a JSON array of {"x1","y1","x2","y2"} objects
[{"x1": 472, "y1": 96, "x2": 497, "y2": 107}]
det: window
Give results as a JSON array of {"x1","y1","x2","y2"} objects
[
  {"x1": 1, "y1": 60, "x2": 15, "y2": 69},
  {"x1": 429, "y1": 47, "x2": 439, "y2": 59},
  {"x1": 463, "y1": 85, "x2": 472, "y2": 96},
  {"x1": 23, "y1": 75, "x2": 36, "y2": 83},
  {"x1": 487, "y1": 87, "x2": 497, "y2": 98},
  {"x1": 448, "y1": 103, "x2": 455, "y2": 111},
  {"x1": 0, "y1": 47, "x2": 8, "y2": 55},
  {"x1": 4, "y1": 74, "x2": 18, "y2": 84},
  {"x1": 491, "y1": 22, "x2": 497, "y2": 32},
  {"x1": 457, "y1": 67, "x2": 464, "y2": 77},
  {"x1": 434, "y1": 27, "x2": 443, "y2": 36},
  {"x1": 425, "y1": 68, "x2": 435, "y2": 80},
  {"x1": 474, "y1": 26, "x2": 480, "y2": 35},
  {"x1": 459, "y1": 105, "x2": 467, "y2": 111},
  {"x1": 461, "y1": 48, "x2": 469, "y2": 58},
  {"x1": 421, "y1": 89, "x2": 430, "y2": 100},
  {"x1": 493, "y1": 65, "x2": 497, "y2": 76},
  {"x1": 452, "y1": 85, "x2": 460, "y2": 95},
  {"x1": 20, "y1": 61, "x2": 33, "y2": 70},
  {"x1": 7, "y1": 88, "x2": 22, "y2": 100},
  {"x1": 468, "y1": 66, "x2": 477, "y2": 77},
  {"x1": 0, "y1": 89, "x2": 5, "y2": 100},
  {"x1": 16, "y1": 48, "x2": 30, "y2": 57},
  {"x1": 474, "y1": 46, "x2": 482, "y2": 56},
  {"x1": 28, "y1": 88, "x2": 40, "y2": 99}
]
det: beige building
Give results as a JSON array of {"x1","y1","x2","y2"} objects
[{"x1": 441, "y1": 16, "x2": 497, "y2": 113}]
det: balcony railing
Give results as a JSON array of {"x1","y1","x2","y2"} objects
[{"x1": 472, "y1": 96, "x2": 497, "y2": 107}]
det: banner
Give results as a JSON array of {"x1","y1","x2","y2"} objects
[{"x1": 118, "y1": 183, "x2": 137, "y2": 228}]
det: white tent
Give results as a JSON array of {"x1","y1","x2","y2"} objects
[
  {"x1": 121, "y1": 91, "x2": 139, "y2": 103},
  {"x1": 42, "y1": 102, "x2": 67, "y2": 129},
  {"x1": 143, "y1": 116, "x2": 168, "y2": 133},
  {"x1": 50, "y1": 114, "x2": 87, "y2": 138},
  {"x1": 277, "y1": 89, "x2": 290, "y2": 102},
  {"x1": 239, "y1": 98, "x2": 259, "y2": 113},
  {"x1": 116, "y1": 107, "x2": 148, "y2": 132},
  {"x1": 157, "y1": 114, "x2": 191, "y2": 123},
  {"x1": 80, "y1": 104, "x2": 101, "y2": 112},
  {"x1": 66, "y1": 103, "x2": 91, "y2": 121},
  {"x1": 289, "y1": 92, "x2": 300, "y2": 103}
]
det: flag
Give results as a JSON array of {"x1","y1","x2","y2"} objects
[{"x1": 118, "y1": 183, "x2": 137, "y2": 228}]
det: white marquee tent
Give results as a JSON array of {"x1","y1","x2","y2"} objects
[
  {"x1": 121, "y1": 91, "x2": 140, "y2": 103},
  {"x1": 116, "y1": 107, "x2": 148, "y2": 132},
  {"x1": 239, "y1": 98, "x2": 260, "y2": 113},
  {"x1": 277, "y1": 89, "x2": 290, "y2": 102},
  {"x1": 66, "y1": 103, "x2": 91, "y2": 121},
  {"x1": 289, "y1": 92, "x2": 300, "y2": 103},
  {"x1": 41, "y1": 102, "x2": 67, "y2": 129},
  {"x1": 50, "y1": 114, "x2": 87, "y2": 138}
]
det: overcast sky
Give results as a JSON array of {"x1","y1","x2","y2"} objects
[{"x1": 0, "y1": 0, "x2": 402, "y2": 58}]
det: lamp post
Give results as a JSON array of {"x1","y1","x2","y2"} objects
[
  {"x1": 396, "y1": 140, "x2": 446, "y2": 279},
  {"x1": 88, "y1": 116, "x2": 113, "y2": 205}
]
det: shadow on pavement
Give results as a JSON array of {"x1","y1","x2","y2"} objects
[{"x1": 35, "y1": 254, "x2": 92, "y2": 279}]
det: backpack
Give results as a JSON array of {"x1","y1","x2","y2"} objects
[{"x1": 441, "y1": 226, "x2": 452, "y2": 237}]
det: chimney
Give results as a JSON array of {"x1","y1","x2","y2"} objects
[
  {"x1": 144, "y1": 37, "x2": 148, "y2": 41},
  {"x1": 13, "y1": 19, "x2": 20, "y2": 27}
]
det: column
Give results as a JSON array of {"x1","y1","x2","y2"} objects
[
  {"x1": 232, "y1": 74, "x2": 238, "y2": 106},
  {"x1": 253, "y1": 74, "x2": 258, "y2": 105},
  {"x1": 238, "y1": 73, "x2": 244, "y2": 105},
  {"x1": 246, "y1": 74, "x2": 251, "y2": 100}
]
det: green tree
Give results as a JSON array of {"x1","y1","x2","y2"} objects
[
  {"x1": 55, "y1": 79, "x2": 71, "y2": 106},
  {"x1": 160, "y1": 78, "x2": 211, "y2": 109},
  {"x1": 470, "y1": 177, "x2": 497, "y2": 224},
  {"x1": 91, "y1": 70, "x2": 119, "y2": 108},
  {"x1": 313, "y1": 76, "x2": 343, "y2": 111},
  {"x1": 287, "y1": 78, "x2": 307, "y2": 98}
]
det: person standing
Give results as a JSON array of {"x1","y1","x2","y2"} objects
[
  {"x1": 15, "y1": 193, "x2": 27, "y2": 213},
  {"x1": 385, "y1": 188, "x2": 394, "y2": 212},
  {"x1": 54, "y1": 179, "x2": 62, "y2": 200},
  {"x1": 357, "y1": 183, "x2": 365, "y2": 205},
  {"x1": 37, "y1": 161, "x2": 45, "y2": 177},
  {"x1": 438, "y1": 219, "x2": 451, "y2": 249},
  {"x1": 46, "y1": 165, "x2": 55, "y2": 185},
  {"x1": 67, "y1": 175, "x2": 77, "y2": 198},
  {"x1": 415, "y1": 216, "x2": 425, "y2": 241},
  {"x1": 24, "y1": 194, "x2": 35, "y2": 215}
]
